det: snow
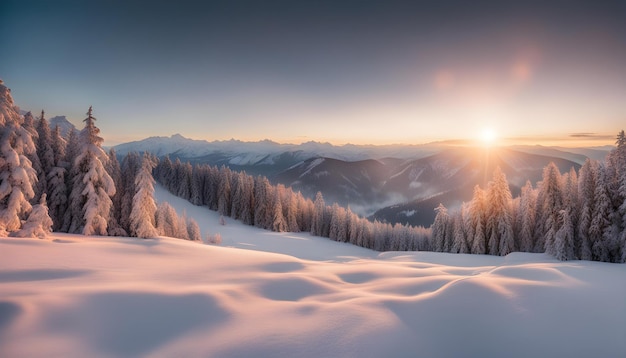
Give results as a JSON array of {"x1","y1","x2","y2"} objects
[
  {"x1": 1, "y1": 187, "x2": 625, "y2": 357},
  {"x1": 113, "y1": 133, "x2": 439, "y2": 163}
]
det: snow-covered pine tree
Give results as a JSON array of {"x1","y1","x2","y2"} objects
[
  {"x1": 186, "y1": 217, "x2": 201, "y2": 241},
  {"x1": 537, "y1": 162, "x2": 564, "y2": 255},
  {"x1": 119, "y1": 152, "x2": 140, "y2": 233},
  {"x1": 15, "y1": 193, "x2": 53, "y2": 239},
  {"x1": 432, "y1": 203, "x2": 449, "y2": 252},
  {"x1": 190, "y1": 164, "x2": 205, "y2": 206},
  {"x1": 217, "y1": 166, "x2": 231, "y2": 217},
  {"x1": 177, "y1": 211, "x2": 190, "y2": 240},
  {"x1": 517, "y1": 180, "x2": 537, "y2": 252},
  {"x1": 469, "y1": 185, "x2": 487, "y2": 254},
  {"x1": 106, "y1": 148, "x2": 126, "y2": 236},
  {"x1": 21, "y1": 111, "x2": 42, "y2": 203},
  {"x1": 204, "y1": 166, "x2": 220, "y2": 211},
  {"x1": 0, "y1": 80, "x2": 38, "y2": 235},
  {"x1": 271, "y1": 187, "x2": 286, "y2": 232},
  {"x1": 561, "y1": 167, "x2": 579, "y2": 258},
  {"x1": 46, "y1": 124, "x2": 67, "y2": 231},
  {"x1": 555, "y1": 209, "x2": 576, "y2": 260},
  {"x1": 616, "y1": 131, "x2": 626, "y2": 262},
  {"x1": 230, "y1": 171, "x2": 245, "y2": 220},
  {"x1": 297, "y1": 192, "x2": 313, "y2": 232},
  {"x1": 253, "y1": 176, "x2": 271, "y2": 229},
  {"x1": 602, "y1": 154, "x2": 622, "y2": 262},
  {"x1": 310, "y1": 191, "x2": 326, "y2": 237},
  {"x1": 155, "y1": 202, "x2": 179, "y2": 238},
  {"x1": 485, "y1": 166, "x2": 515, "y2": 256},
  {"x1": 35, "y1": 110, "x2": 57, "y2": 203},
  {"x1": 453, "y1": 207, "x2": 469, "y2": 253},
  {"x1": 577, "y1": 159, "x2": 597, "y2": 260},
  {"x1": 242, "y1": 175, "x2": 255, "y2": 226},
  {"x1": 329, "y1": 203, "x2": 347, "y2": 242},
  {"x1": 176, "y1": 160, "x2": 192, "y2": 201},
  {"x1": 347, "y1": 208, "x2": 359, "y2": 245},
  {"x1": 590, "y1": 163, "x2": 612, "y2": 261},
  {"x1": 156, "y1": 155, "x2": 173, "y2": 188},
  {"x1": 285, "y1": 188, "x2": 300, "y2": 232},
  {"x1": 357, "y1": 219, "x2": 372, "y2": 249},
  {"x1": 130, "y1": 153, "x2": 158, "y2": 238},
  {"x1": 67, "y1": 106, "x2": 115, "y2": 235},
  {"x1": 61, "y1": 127, "x2": 80, "y2": 232}
]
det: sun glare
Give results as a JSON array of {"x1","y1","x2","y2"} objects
[{"x1": 480, "y1": 127, "x2": 497, "y2": 145}]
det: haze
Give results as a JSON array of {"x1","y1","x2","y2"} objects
[{"x1": 1, "y1": 0, "x2": 625, "y2": 146}]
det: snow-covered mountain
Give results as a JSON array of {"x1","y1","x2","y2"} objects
[
  {"x1": 273, "y1": 147, "x2": 581, "y2": 222},
  {"x1": 371, "y1": 147, "x2": 582, "y2": 226},
  {"x1": 113, "y1": 134, "x2": 439, "y2": 173},
  {"x1": 48, "y1": 115, "x2": 77, "y2": 137},
  {"x1": 114, "y1": 134, "x2": 602, "y2": 224}
]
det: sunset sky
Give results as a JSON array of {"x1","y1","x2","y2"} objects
[{"x1": 1, "y1": 0, "x2": 625, "y2": 146}]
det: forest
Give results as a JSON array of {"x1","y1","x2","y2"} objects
[{"x1": 1, "y1": 79, "x2": 625, "y2": 262}]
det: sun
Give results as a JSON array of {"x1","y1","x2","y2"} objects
[{"x1": 480, "y1": 127, "x2": 497, "y2": 146}]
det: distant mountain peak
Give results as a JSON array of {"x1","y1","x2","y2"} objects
[{"x1": 48, "y1": 115, "x2": 77, "y2": 137}]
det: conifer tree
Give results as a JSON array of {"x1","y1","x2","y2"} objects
[
  {"x1": 22, "y1": 112, "x2": 42, "y2": 203},
  {"x1": 130, "y1": 153, "x2": 158, "y2": 238},
  {"x1": 230, "y1": 172, "x2": 245, "y2": 220},
  {"x1": 271, "y1": 187, "x2": 286, "y2": 232},
  {"x1": 432, "y1": 203, "x2": 449, "y2": 252},
  {"x1": 577, "y1": 159, "x2": 597, "y2": 260},
  {"x1": 453, "y1": 207, "x2": 470, "y2": 253},
  {"x1": 311, "y1": 191, "x2": 326, "y2": 237},
  {"x1": 61, "y1": 128, "x2": 80, "y2": 232},
  {"x1": 119, "y1": 152, "x2": 140, "y2": 233},
  {"x1": 47, "y1": 124, "x2": 67, "y2": 231},
  {"x1": 106, "y1": 149, "x2": 126, "y2": 236},
  {"x1": 186, "y1": 217, "x2": 201, "y2": 241},
  {"x1": 217, "y1": 166, "x2": 231, "y2": 216},
  {"x1": 469, "y1": 185, "x2": 487, "y2": 254},
  {"x1": 536, "y1": 162, "x2": 564, "y2": 255},
  {"x1": 590, "y1": 163, "x2": 612, "y2": 261},
  {"x1": 156, "y1": 202, "x2": 179, "y2": 238},
  {"x1": 485, "y1": 167, "x2": 514, "y2": 256},
  {"x1": 253, "y1": 176, "x2": 271, "y2": 229},
  {"x1": 555, "y1": 209, "x2": 576, "y2": 260},
  {"x1": 190, "y1": 164, "x2": 205, "y2": 206},
  {"x1": 15, "y1": 193, "x2": 53, "y2": 238},
  {"x1": 285, "y1": 189, "x2": 300, "y2": 232},
  {"x1": 517, "y1": 180, "x2": 537, "y2": 252},
  {"x1": 0, "y1": 80, "x2": 38, "y2": 235},
  {"x1": 67, "y1": 106, "x2": 115, "y2": 235},
  {"x1": 35, "y1": 110, "x2": 55, "y2": 203}
]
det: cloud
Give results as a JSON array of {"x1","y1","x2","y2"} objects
[{"x1": 569, "y1": 133, "x2": 613, "y2": 139}]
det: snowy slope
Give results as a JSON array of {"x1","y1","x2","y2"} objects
[{"x1": 1, "y1": 189, "x2": 625, "y2": 357}]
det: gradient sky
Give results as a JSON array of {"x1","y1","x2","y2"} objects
[{"x1": 1, "y1": 0, "x2": 625, "y2": 146}]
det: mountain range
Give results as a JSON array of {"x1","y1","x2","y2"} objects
[{"x1": 113, "y1": 134, "x2": 610, "y2": 227}]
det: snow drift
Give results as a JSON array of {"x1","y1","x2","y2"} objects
[{"x1": 1, "y1": 232, "x2": 625, "y2": 356}]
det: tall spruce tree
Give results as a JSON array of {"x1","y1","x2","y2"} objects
[
  {"x1": 536, "y1": 162, "x2": 564, "y2": 255},
  {"x1": 67, "y1": 107, "x2": 115, "y2": 235},
  {"x1": 577, "y1": 159, "x2": 597, "y2": 260},
  {"x1": 47, "y1": 125, "x2": 67, "y2": 231},
  {"x1": 130, "y1": 153, "x2": 158, "y2": 238},
  {"x1": 0, "y1": 80, "x2": 38, "y2": 235},
  {"x1": 485, "y1": 167, "x2": 515, "y2": 256}
]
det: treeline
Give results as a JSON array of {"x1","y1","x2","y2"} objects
[
  {"x1": 432, "y1": 131, "x2": 626, "y2": 263},
  {"x1": 0, "y1": 80, "x2": 199, "y2": 240},
  {"x1": 154, "y1": 158, "x2": 431, "y2": 251}
]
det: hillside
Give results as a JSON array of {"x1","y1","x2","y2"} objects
[{"x1": 2, "y1": 187, "x2": 624, "y2": 357}]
